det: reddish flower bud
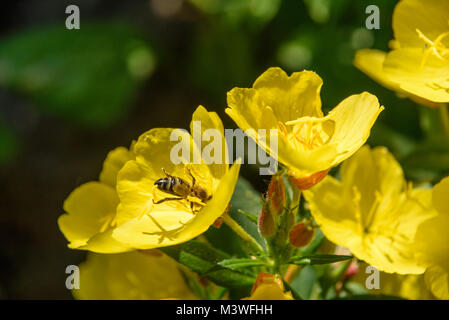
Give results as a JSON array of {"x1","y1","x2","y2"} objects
[
  {"x1": 251, "y1": 273, "x2": 284, "y2": 295},
  {"x1": 289, "y1": 169, "x2": 329, "y2": 190},
  {"x1": 198, "y1": 277, "x2": 210, "y2": 287},
  {"x1": 289, "y1": 222, "x2": 315, "y2": 248},
  {"x1": 258, "y1": 201, "x2": 276, "y2": 238},
  {"x1": 344, "y1": 262, "x2": 359, "y2": 279},
  {"x1": 266, "y1": 175, "x2": 286, "y2": 213},
  {"x1": 212, "y1": 217, "x2": 223, "y2": 228}
]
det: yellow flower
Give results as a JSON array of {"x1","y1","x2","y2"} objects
[
  {"x1": 303, "y1": 145, "x2": 437, "y2": 274},
  {"x1": 415, "y1": 176, "x2": 449, "y2": 299},
  {"x1": 58, "y1": 146, "x2": 134, "y2": 253},
  {"x1": 352, "y1": 262, "x2": 435, "y2": 300},
  {"x1": 111, "y1": 106, "x2": 240, "y2": 249},
  {"x1": 354, "y1": 0, "x2": 449, "y2": 104},
  {"x1": 226, "y1": 67, "x2": 383, "y2": 187},
  {"x1": 244, "y1": 273, "x2": 294, "y2": 300},
  {"x1": 74, "y1": 251, "x2": 197, "y2": 300}
]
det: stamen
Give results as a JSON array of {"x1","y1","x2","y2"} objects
[
  {"x1": 99, "y1": 215, "x2": 114, "y2": 233},
  {"x1": 278, "y1": 121, "x2": 288, "y2": 137},
  {"x1": 352, "y1": 186, "x2": 364, "y2": 235},
  {"x1": 363, "y1": 191, "x2": 382, "y2": 232},
  {"x1": 416, "y1": 27, "x2": 449, "y2": 68}
]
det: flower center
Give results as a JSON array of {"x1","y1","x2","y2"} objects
[
  {"x1": 278, "y1": 118, "x2": 334, "y2": 152},
  {"x1": 416, "y1": 26, "x2": 449, "y2": 68},
  {"x1": 351, "y1": 186, "x2": 383, "y2": 235}
]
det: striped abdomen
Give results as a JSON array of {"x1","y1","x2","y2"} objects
[{"x1": 154, "y1": 177, "x2": 191, "y2": 197}]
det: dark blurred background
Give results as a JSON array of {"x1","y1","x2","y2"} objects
[{"x1": 0, "y1": 0, "x2": 444, "y2": 299}]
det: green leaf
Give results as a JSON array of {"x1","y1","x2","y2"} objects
[
  {"x1": 228, "y1": 177, "x2": 264, "y2": 243},
  {"x1": 0, "y1": 121, "x2": 19, "y2": 165},
  {"x1": 291, "y1": 265, "x2": 318, "y2": 300},
  {"x1": 160, "y1": 240, "x2": 256, "y2": 288},
  {"x1": 282, "y1": 280, "x2": 302, "y2": 300},
  {"x1": 402, "y1": 138, "x2": 449, "y2": 182},
  {"x1": 0, "y1": 23, "x2": 156, "y2": 128},
  {"x1": 368, "y1": 122, "x2": 416, "y2": 159},
  {"x1": 236, "y1": 209, "x2": 258, "y2": 224},
  {"x1": 205, "y1": 177, "x2": 264, "y2": 256},
  {"x1": 218, "y1": 258, "x2": 267, "y2": 270},
  {"x1": 344, "y1": 281, "x2": 369, "y2": 296},
  {"x1": 289, "y1": 254, "x2": 353, "y2": 265}
]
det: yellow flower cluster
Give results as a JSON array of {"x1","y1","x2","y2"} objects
[
  {"x1": 59, "y1": 106, "x2": 240, "y2": 252},
  {"x1": 59, "y1": 0, "x2": 449, "y2": 299}
]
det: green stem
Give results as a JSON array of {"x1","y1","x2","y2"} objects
[
  {"x1": 222, "y1": 214, "x2": 265, "y2": 255},
  {"x1": 439, "y1": 103, "x2": 449, "y2": 137}
]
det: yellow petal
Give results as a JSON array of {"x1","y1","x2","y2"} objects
[
  {"x1": 414, "y1": 177, "x2": 449, "y2": 299},
  {"x1": 415, "y1": 179, "x2": 449, "y2": 268},
  {"x1": 432, "y1": 176, "x2": 449, "y2": 214},
  {"x1": 354, "y1": 49, "x2": 442, "y2": 108},
  {"x1": 340, "y1": 146, "x2": 404, "y2": 215},
  {"x1": 251, "y1": 67, "x2": 324, "y2": 120},
  {"x1": 393, "y1": 0, "x2": 449, "y2": 48},
  {"x1": 76, "y1": 228, "x2": 131, "y2": 253},
  {"x1": 133, "y1": 127, "x2": 203, "y2": 181},
  {"x1": 58, "y1": 182, "x2": 130, "y2": 253},
  {"x1": 352, "y1": 262, "x2": 435, "y2": 300},
  {"x1": 383, "y1": 48, "x2": 449, "y2": 103},
  {"x1": 190, "y1": 105, "x2": 228, "y2": 182},
  {"x1": 304, "y1": 146, "x2": 435, "y2": 274},
  {"x1": 74, "y1": 251, "x2": 197, "y2": 300},
  {"x1": 325, "y1": 92, "x2": 383, "y2": 166},
  {"x1": 415, "y1": 214, "x2": 449, "y2": 266},
  {"x1": 353, "y1": 49, "x2": 401, "y2": 92},
  {"x1": 424, "y1": 265, "x2": 449, "y2": 300},
  {"x1": 112, "y1": 161, "x2": 240, "y2": 249},
  {"x1": 99, "y1": 146, "x2": 134, "y2": 188}
]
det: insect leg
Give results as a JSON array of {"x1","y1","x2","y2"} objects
[
  {"x1": 161, "y1": 168, "x2": 173, "y2": 178},
  {"x1": 153, "y1": 197, "x2": 184, "y2": 204},
  {"x1": 185, "y1": 166, "x2": 196, "y2": 187}
]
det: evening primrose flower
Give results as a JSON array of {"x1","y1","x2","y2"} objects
[
  {"x1": 74, "y1": 251, "x2": 197, "y2": 300},
  {"x1": 58, "y1": 146, "x2": 134, "y2": 253},
  {"x1": 354, "y1": 0, "x2": 449, "y2": 104},
  {"x1": 244, "y1": 273, "x2": 294, "y2": 300},
  {"x1": 226, "y1": 67, "x2": 383, "y2": 189},
  {"x1": 111, "y1": 106, "x2": 240, "y2": 249},
  {"x1": 415, "y1": 177, "x2": 449, "y2": 299},
  {"x1": 303, "y1": 145, "x2": 437, "y2": 274}
]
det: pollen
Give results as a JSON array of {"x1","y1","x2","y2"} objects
[{"x1": 279, "y1": 119, "x2": 333, "y2": 152}]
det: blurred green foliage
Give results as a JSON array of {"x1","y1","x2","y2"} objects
[
  {"x1": 0, "y1": 22, "x2": 155, "y2": 128},
  {"x1": 1, "y1": 0, "x2": 447, "y2": 183},
  {"x1": 0, "y1": 121, "x2": 19, "y2": 165},
  {"x1": 2, "y1": 0, "x2": 449, "y2": 300}
]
